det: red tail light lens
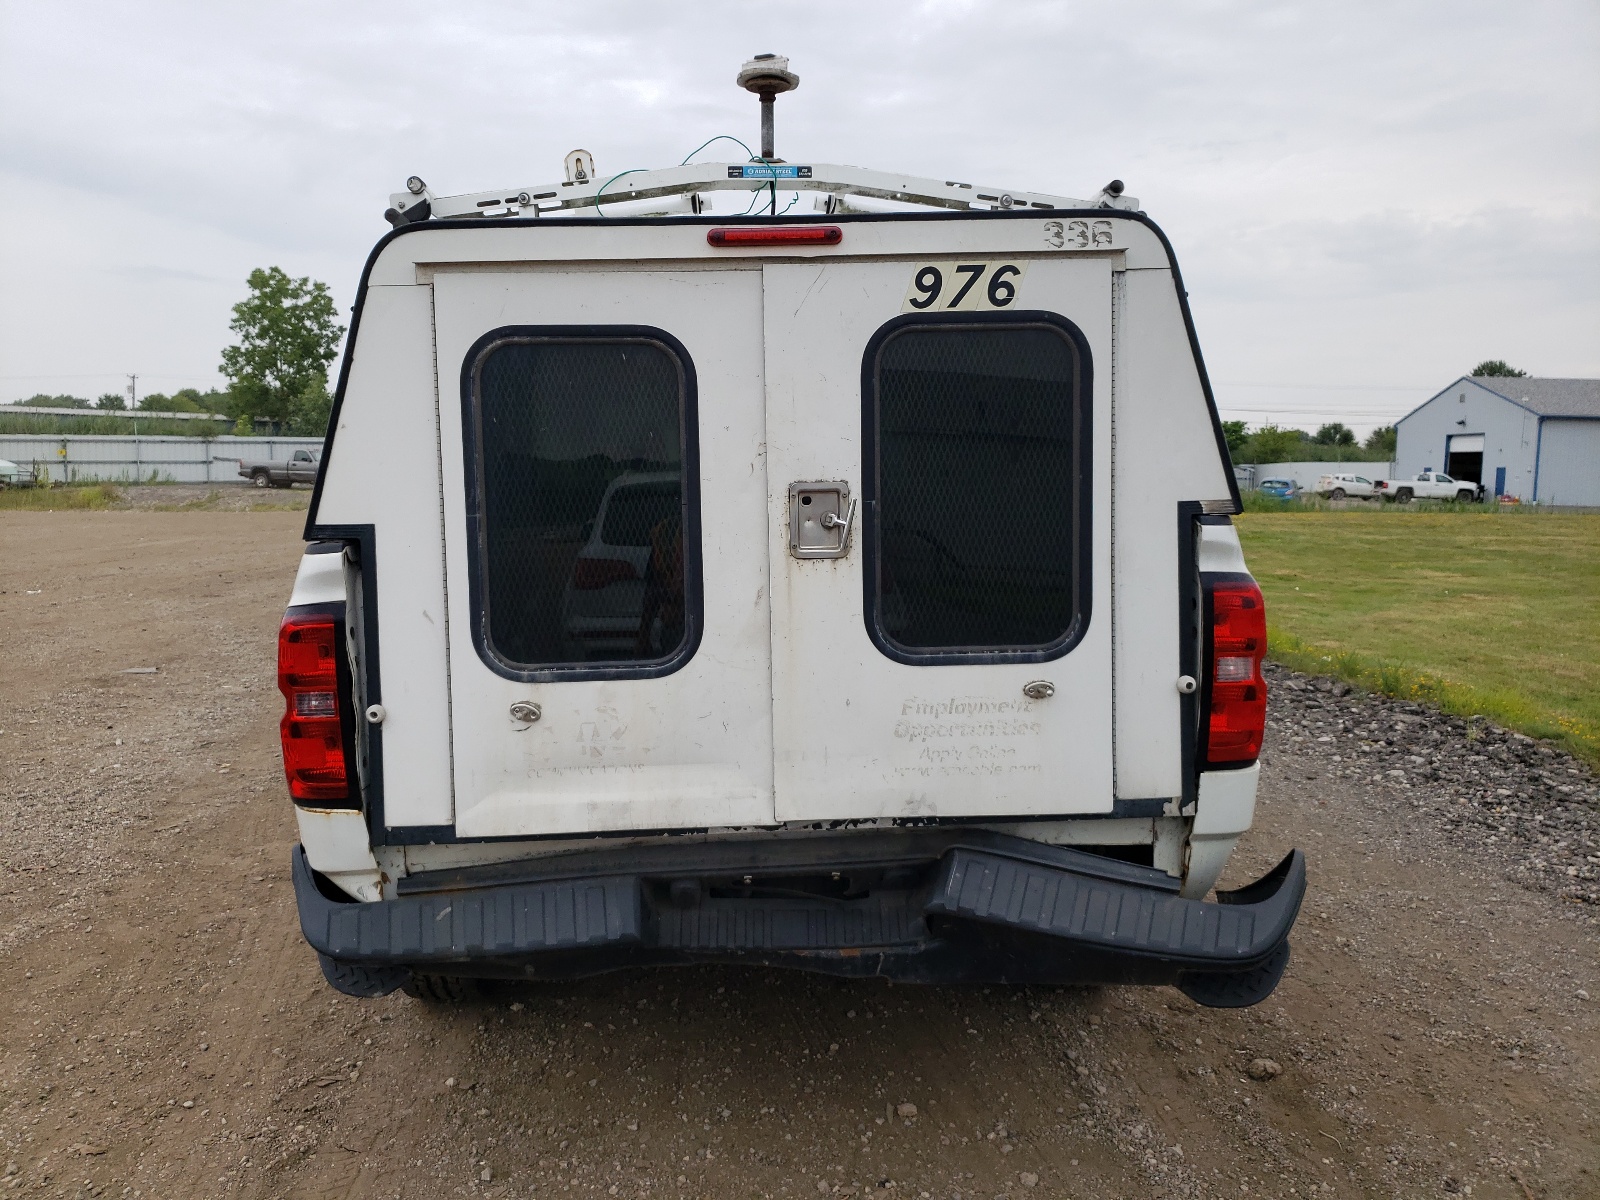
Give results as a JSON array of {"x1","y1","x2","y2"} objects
[
  {"x1": 572, "y1": 557, "x2": 638, "y2": 590},
  {"x1": 1204, "y1": 578, "x2": 1267, "y2": 765},
  {"x1": 707, "y1": 225, "x2": 842, "y2": 247},
  {"x1": 277, "y1": 611, "x2": 350, "y2": 802}
]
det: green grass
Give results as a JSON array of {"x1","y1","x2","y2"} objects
[
  {"x1": 1238, "y1": 492, "x2": 1514, "y2": 514},
  {"x1": 1235, "y1": 510, "x2": 1600, "y2": 767},
  {"x1": 0, "y1": 482, "x2": 121, "y2": 510},
  {"x1": 0, "y1": 483, "x2": 310, "y2": 513}
]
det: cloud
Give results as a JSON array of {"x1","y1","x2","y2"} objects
[
  {"x1": 104, "y1": 264, "x2": 229, "y2": 285},
  {"x1": 1190, "y1": 205, "x2": 1600, "y2": 303},
  {"x1": 0, "y1": 0, "x2": 1595, "y2": 411}
]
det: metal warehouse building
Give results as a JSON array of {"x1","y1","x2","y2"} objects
[{"x1": 1394, "y1": 376, "x2": 1600, "y2": 506}]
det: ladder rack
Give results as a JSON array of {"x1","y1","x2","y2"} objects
[{"x1": 385, "y1": 162, "x2": 1139, "y2": 226}]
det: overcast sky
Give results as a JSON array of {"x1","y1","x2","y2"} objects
[{"x1": 2, "y1": 0, "x2": 1595, "y2": 433}]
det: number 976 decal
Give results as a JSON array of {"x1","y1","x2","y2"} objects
[{"x1": 900, "y1": 262, "x2": 1027, "y2": 313}]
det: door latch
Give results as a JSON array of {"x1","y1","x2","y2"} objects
[{"x1": 789, "y1": 482, "x2": 854, "y2": 559}]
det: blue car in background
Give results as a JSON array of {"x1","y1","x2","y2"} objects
[{"x1": 1257, "y1": 478, "x2": 1299, "y2": 499}]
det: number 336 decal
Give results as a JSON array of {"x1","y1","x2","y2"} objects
[{"x1": 901, "y1": 262, "x2": 1027, "y2": 313}]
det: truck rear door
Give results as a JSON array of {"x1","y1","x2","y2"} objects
[
  {"x1": 762, "y1": 250, "x2": 1113, "y2": 820},
  {"x1": 431, "y1": 267, "x2": 776, "y2": 838},
  {"x1": 423, "y1": 224, "x2": 1150, "y2": 838}
]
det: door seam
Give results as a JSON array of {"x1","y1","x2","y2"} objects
[
  {"x1": 761, "y1": 264, "x2": 783, "y2": 820},
  {"x1": 1110, "y1": 267, "x2": 1124, "y2": 800},
  {"x1": 429, "y1": 282, "x2": 457, "y2": 825}
]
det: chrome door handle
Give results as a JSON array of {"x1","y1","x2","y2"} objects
[
  {"x1": 821, "y1": 498, "x2": 856, "y2": 532},
  {"x1": 789, "y1": 483, "x2": 853, "y2": 558}
]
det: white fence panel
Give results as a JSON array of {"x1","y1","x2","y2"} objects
[{"x1": 0, "y1": 435, "x2": 325, "y2": 484}]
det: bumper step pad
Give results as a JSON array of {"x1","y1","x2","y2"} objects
[{"x1": 294, "y1": 842, "x2": 1304, "y2": 1007}]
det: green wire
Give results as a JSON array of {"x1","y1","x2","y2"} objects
[
  {"x1": 680, "y1": 134, "x2": 756, "y2": 165},
  {"x1": 592, "y1": 168, "x2": 649, "y2": 219},
  {"x1": 686, "y1": 135, "x2": 772, "y2": 216},
  {"x1": 735, "y1": 183, "x2": 779, "y2": 216},
  {"x1": 597, "y1": 137, "x2": 789, "y2": 218}
]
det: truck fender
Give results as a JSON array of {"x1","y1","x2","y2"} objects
[{"x1": 1182, "y1": 762, "x2": 1260, "y2": 899}]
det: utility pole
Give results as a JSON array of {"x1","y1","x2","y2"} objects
[{"x1": 127, "y1": 373, "x2": 138, "y2": 437}]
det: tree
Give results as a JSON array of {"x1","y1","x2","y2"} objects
[
  {"x1": 1312, "y1": 422, "x2": 1356, "y2": 447},
  {"x1": 17, "y1": 393, "x2": 91, "y2": 408},
  {"x1": 96, "y1": 392, "x2": 127, "y2": 410},
  {"x1": 1220, "y1": 420, "x2": 1249, "y2": 453},
  {"x1": 158, "y1": 387, "x2": 228, "y2": 414},
  {"x1": 1237, "y1": 424, "x2": 1306, "y2": 464},
  {"x1": 288, "y1": 376, "x2": 334, "y2": 436},
  {"x1": 1364, "y1": 425, "x2": 1397, "y2": 457},
  {"x1": 1472, "y1": 360, "x2": 1525, "y2": 377},
  {"x1": 219, "y1": 267, "x2": 344, "y2": 429}
]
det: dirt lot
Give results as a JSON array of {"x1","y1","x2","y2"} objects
[
  {"x1": 1, "y1": 511, "x2": 1596, "y2": 1199},
  {"x1": 111, "y1": 484, "x2": 314, "y2": 512}
]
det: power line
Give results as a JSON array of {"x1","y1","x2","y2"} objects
[
  {"x1": 1217, "y1": 407, "x2": 1405, "y2": 415},
  {"x1": 0, "y1": 372, "x2": 216, "y2": 380},
  {"x1": 1214, "y1": 381, "x2": 1432, "y2": 392}
]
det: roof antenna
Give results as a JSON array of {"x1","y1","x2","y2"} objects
[{"x1": 737, "y1": 53, "x2": 799, "y2": 162}]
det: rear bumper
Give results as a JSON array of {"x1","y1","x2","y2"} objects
[{"x1": 293, "y1": 837, "x2": 1305, "y2": 1008}]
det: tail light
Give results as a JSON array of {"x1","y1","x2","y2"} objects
[
  {"x1": 707, "y1": 225, "x2": 843, "y2": 247},
  {"x1": 1203, "y1": 577, "x2": 1267, "y2": 766},
  {"x1": 277, "y1": 609, "x2": 350, "y2": 802},
  {"x1": 572, "y1": 557, "x2": 638, "y2": 590}
]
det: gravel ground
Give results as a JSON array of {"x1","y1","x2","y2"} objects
[
  {"x1": 0, "y1": 511, "x2": 1596, "y2": 1199},
  {"x1": 1260, "y1": 662, "x2": 1600, "y2": 913},
  {"x1": 111, "y1": 484, "x2": 312, "y2": 512}
]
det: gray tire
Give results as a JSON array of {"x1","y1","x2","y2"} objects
[
  {"x1": 318, "y1": 955, "x2": 408, "y2": 998},
  {"x1": 251, "y1": 470, "x2": 271, "y2": 488},
  {"x1": 1329, "y1": 488, "x2": 1346, "y2": 500},
  {"x1": 1396, "y1": 488, "x2": 1413, "y2": 503},
  {"x1": 402, "y1": 974, "x2": 482, "y2": 1004},
  {"x1": 1457, "y1": 489, "x2": 1475, "y2": 502}
]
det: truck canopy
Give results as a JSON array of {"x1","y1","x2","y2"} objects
[{"x1": 306, "y1": 187, "x2": 1238, "y2": 845}]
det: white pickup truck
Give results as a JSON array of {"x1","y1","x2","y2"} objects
[
  {"x1": 278, "y1": 58, "x2": 1303, "y2": 1010},
  {"x1": 1314, "y1": 472, "x2": 1379, "y2": 500},
  {"x1": 1375, "y1": 471, "x2": 1484, "y2": 503}
]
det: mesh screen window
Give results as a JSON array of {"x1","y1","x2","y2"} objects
[
  {"x1": 468, "y1": 334, "x2": 696, "y2": 675},
  {"x1": 865, "y1": 318, "x2": 1089, "y2": 660}
]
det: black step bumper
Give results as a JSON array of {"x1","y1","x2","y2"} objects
[{"x1": 293, "y1": 837, "x2": 1305, "y2": 1008}]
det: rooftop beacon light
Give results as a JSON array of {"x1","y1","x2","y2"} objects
[{"x1": 737, "y1": 53, "x2": 799, "y2": 162}]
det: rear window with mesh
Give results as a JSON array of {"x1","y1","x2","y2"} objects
[
  {"x1": 466, "y1": 333, "x2": 697, "y2": 676},
  {"x1": 863, "y1": 317, "x2": 1090, "y2": 661},
  {"x1": 599, "y1": 481, "x2": 682, "y2": 548}
]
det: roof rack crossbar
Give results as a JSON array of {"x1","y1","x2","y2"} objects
[{"x1": 388, "y1": 163, "x2": 1138, "y2": 224}]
